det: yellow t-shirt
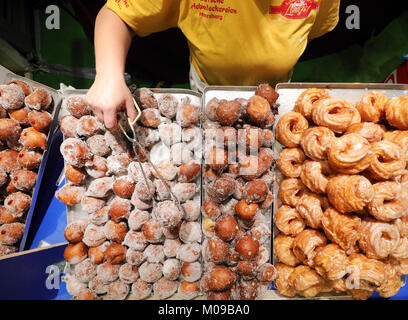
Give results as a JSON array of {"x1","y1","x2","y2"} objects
[{"x1": 107, "y1": 0, "x2": 340, "y2": 86}]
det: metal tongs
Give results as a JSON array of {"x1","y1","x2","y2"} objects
[{"x1": 119, "y1": 98, "x2": 185, "y2": 216}]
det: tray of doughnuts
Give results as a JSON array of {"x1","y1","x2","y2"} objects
[
  {"x1": 57, "y1": 87, "x2": 206, "y2": 300},
  {"x1": 0, "y1": 65, "x2": 63, "y2": 257},
  {"x1": 272, "y1": 82, "x2": 408, "y2": 300},
  {"x1": 200, "y1": 85, "x2": 278, "y2": 300}
]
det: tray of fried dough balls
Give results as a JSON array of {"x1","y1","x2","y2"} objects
[
  {"x1": 0, "y1": 65, "x2": 62, "y2": 257},
  {"x1": 200, "y1": 84, "x2": 278, "y2": 300},
  {"x1": 57, "y1": 88, "x2": 205, "y2": 300},
  {"x1": 272, "y1": 82, "x2": 408, "y2": 300}
]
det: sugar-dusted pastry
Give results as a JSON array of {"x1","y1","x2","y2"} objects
[
  {"x1": 274, "y1": 263, "x2": 296, "y2": 297},
  {"x1": 321, "y1": 207, "x2": 361, "y2": 254},
  {"x1": 385, "y1": 94, "x2": 408, "y2": 130},
  {"x1": 288, "y1": 265, "x2": 324, "y2": 298},
  {"x1": 273, "y1": 234, "x2": 301, "y2": 267},
  {"x1": 296, "y1": 193, "x2": 325, "y2": 229},
  {"x1": 277, "y1": 147, "x2": 306, "y2": 178},
  {"x1": 278, "y1": 178, "x2": 310, "y2": 207},
  {"x1": 300, "y1": 160, "x2": 333, "y2": 194},
  {"x1": 355, "y1": 91, "x2": 388, "y2": 123},
  {"x1": 274, "y1": 205, "x2": 306, "y2": 236},
  {"x1": 312, "y1": 97, "x2": 360, "y2": 133},
  {"x1": 391, "y1": 237, "x2": 408, "y2": 260},
  {"x1": 294, "y1": 88, "x2": 330, "y2": 119},
  {"x1": 348, "y1": 253, "x2": 385, "y2": 293},
  {"x1": 313, "y1": 243, "x2": 348, "y2": 281},
  {"x1": 326, "y1": 175, "x2": 374, "y2": 214},
  {"x1": 368, "y1": 181, "x2": 408, "y2": 222},
  {"x1": 359, "y1": 218, "x2": 400, "y2": 260},
  {"x1": 300, "y1": 126, "x2": 335, "y2": 161},
  {"x1": 327, "y1": 133, "x2": 371, "y2": 174},
  {"x1": 19, "y1": 127, "x2": 47, "y2": 150},
  {"x1": 292, "y1": 229, "x2": 327, "y2": 267},
  {"x1": 383, "y1": 130, "x2": 408, "y2": 158},
  {"x1": 376, "y1": 262, "x2": 402, "y2": 298},
  {"x1": 390, "y1": 257, "x2": 408, "y2": 276},
  {"x1": 275, "y1": 112, "x2": 308, "y2": 147},
  {"x1": 345, "y1": 122, "x2": 386, "y2": 143},
  {"x1": 394, "y1": 216, "x2": 408, "y2": 238},
  {"x1": 368, "y1": 140, "x2": 406, "y2": 180}
]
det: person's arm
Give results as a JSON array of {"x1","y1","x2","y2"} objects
[{"x1": 86, "y1": 4, "x2": 137, "y2": 129}]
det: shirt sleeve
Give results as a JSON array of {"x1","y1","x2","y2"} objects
[
  {"x1": 309, "y1": 0, "x2": 340, "y2": 40},
  {"x1": 106, "y1": 0, "x2": 180, "y2": 37}
]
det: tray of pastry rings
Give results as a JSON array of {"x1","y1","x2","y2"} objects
[
  {"x1": 273, "y1": 82, "x2": 408, "y2": 300},
  {"x1": 201, "y1": 85, "x2": 278, "y2": 300},
  {"x1": 0, "y1": 65, "x2": 62, "y2": 257},
  {"x1": 57, "y1": 87, "x2": 209, "y2": 300}
]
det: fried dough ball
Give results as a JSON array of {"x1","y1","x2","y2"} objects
[
  {"x1": 176, "y1": 242, "x2": 201, "y2": 263},
  {"x1": 312, "y1": 97, "x2": 360, "y2": 133},
  {"x1": 348, "y1": 253, "x2": 386, "y2": 292},
  {"x1": 277, "y1": 148, "x2": 306, "y2": 178},
  {"x1": 64, "y1": 242, "x2": 88, "y2": 264},
  {"x1": 215, "y1": 215, "x2": 238, "y2": 241},
  {"x1": 10, "y1": 169, "x2": 37, "y2": 192},
  {"x1": 216, "y1": 99, "x2": 241, "y2": 126},
  {"x1": 157, "y1": 94, "x2": 178, "y2": 119},
  {"x1": 368, "y1": 140, "x2": 406, "y2": 180},
  {"x1": 322, "y1": 207, "x2": 361, "y2": 254},
  {"x1": 326, "y1": 175, "x2": 374, "y2": 214},
  {"x1": 25, "y1": 88, "x2": 52, "y2": 110},
  {"x1": 88, "y1": 243, "x2": 107, "y2": 264},
  {"x1": 247, "y1": 95, "x2": 271, "y2": 125},
  {"x1": 135, "y1": 88, "x2": 158, "y2": 109},
  {"x1": 179, "y1": 221, "x2": 201, "y2": 243},
  {"x1": 300, "y1": 126, "x2": 335, "y2": 161},
  {"x1": 376, "y1": 262, "x2": 401, "y2": 298},
  {"x1": 359, "y1": 219, "x2": 400, "y2": 260},
  {"x1": 55, "y1": 185, "x2": 85, "y2": 206},
  {"x1": 292, "y1": 229, "x2": 327, "y2": 267},
  {"x1": 85, "y1": 155, "x2": 108, "y2": 179},
  {"x1": 107, "y1": 280, "x2": 129, "y2": 300},
  {"x1": 176, "y1": 102, "x2": 200, "y2": 127},
  {"x1": 161, "y1": 258, "x2": 181, "y2": 281},
  {"x1": 88, "y1": 275, "x2": 109, "y2": 294},
  {"x1": 119, "y1": 263, "x2": 139, "y2": 284},
  {"x1": 235, "y1": 235, "x2": 259, "y2": 260},
  {"x1": 86, "y1": 176, "x2": 114, "y2": 198},
  {"x1": 328, "y1": 133, "x2": 371, "y2": 174},
  {"x1": 151, "y1": 160, "x2": 177, "y2": 181},
  {"x1": 275, "y1": 112, "x2": 309, "y2": 147},
  {"x1": 104, "y1": 130, "x2": 128, "y2": 154},
  {"x1": 355, "y1": 91, "x2": 388, "y2": 123},
  {"x1": 274, "y1": 205, "x2": 306, "y2": 236},
  {"x1": 162, "y1": 239, "x2": 180, "y2": 259},
  {"x1": 140, "y1": 108, "x2": 161, "y2": 128},
  {"x1": 274, "y1": 263, "x2": 296, "y2": 297},
  {"x1": 203, "y1": 238, "x2": 229, "y2": 264},
  {"x1": 82, "y1": 224, "x2": 106, "y2": 247},
  {"x1": 7, "y1": 80, "x2": 31, "y2": 96},
  {"x1": 243, "y1": 180, "x2": 268, "y2": 204},
  {"x1": 142, "y1": 219, "x2": 164, "y2": 243},
  {"x1": 123, "y1": 230, "x2": 148, "y2": 251},
  {"x1": 273, "y1": 234, "x2": 300, "y2": 266},
  {"x1": 106, "y1": 153, "x2": 131, "y2": 176},
  {"x1": 313, "y1": 243, "x2": 348, "y2": 281},
  {"x1": 181, "y1": 261, "x2": 202, "y2": 282},
  {"x1": 60, "y1": 115, "x2": 78, "y2": 138},
  {"x1": 139, "y1": 262, "x2": 163, "y2": 283},
  {"x1": 178, "y1": 161, "x2": 200, "y2": 183},
  {"x1": 64, "y1": 220, "x2": 87, "y2": 243},
  {"x1": 238, "y1": 279, "x2": 261, "y2": 300},
  {"x1": 178, "y1": 280, "x2": 200, "y2": 300},
  {"x1": 236, "y1": 260, "x2": 258, "y2": 280},
  {"x1": 235, "y1": 200, "x2": 258, "y2": 221},
  {"x1": 131, "y1": 279, "x2": 152, "y2": 299},
  {"x1": 205, "y1": 97, "x2": 220, "y2": 121},
  {"x1": 65, "y1": 163, "x2": 86, "y2": 185},
  {"x1": 249, "y1": 222, "x2": 271, "y2": 245},
  {"x1": 76, "y1": 115, "x2": 103, "y2": 137},
  {"x1": 0, "y1": 206, "x2": 18, "y2": 224},
  {"x1": 345, "y1": 122, "x2": 385, "y2": 143},
  {"x1": 126, "y1": 248, "x2": 145, "y2": 266},
  {"x1": 208, "y1": 290, "x2": 232, "y2": 300},
  {"x1": 163, "y1": 221, "x2": 182, "y2": 240},
  {"x1": 278, "y1": 178, "x2": 309, "y2": 207},
  {"x1": 255, "y1": 83, "x2": 279, "y2": 105},
  {"x1": 19, "y1": 127, "x2": 47, "y2": 150},
  {"x1": 182, "y1": 200, "x2": 200, "y2": 222},
  {"x1": 66, "y1": 96, "x2": 91, "y2": 118},
  {"x1": 96, "y1": 261, "x2": 120, "y2": 283},
  {"x1": 0, "y1": 84, "x2": 25, "y2": 110},
  {"x1": 106, "y1": 243, "x2": 126, "y2": 264},
  {"x1": 158, "y1": 122, "x2": 182, "y2": 147},
  {"x1": 289, "y1": 265, "x2": 324, "y2": 298},
  {"x1": 296, "y1": 194, "x2": 324, "y2": 229},
  {"x1": 294, "y1": 88, "x2": 330, "y2": 119},
  {"x1": 73, "y1": 288, "x2": 100, "y2": 300},
  {"x1": 104, "y1": 220, "x2": 128, "y2": 243},
  {"x1": 60, "y1": 138, "x2": 91, "y2": 167},
  {"x1": 112, "y1": 178, "x2": 135, "y2": 199},
  {"x1": 86, "y1": 134, "x2": 110, "y2": 157},
  {"x1": 153, "y1": 200, "x2": 182, "y2": 229},
  {"x1": 27, "y1": 110, "x2": 52, "y2": 133},
  {"x1": 206, "y1": 177, "x2": 235, "y2": 204},
  {"x1": 127, "y1": 209, "x2": 149, "y2": 231},
  {"x1": 205, "y1": 146, "x2": 228, "y2": 173},
  {"x1": 385, "y1": 94, "x2": 408, "y2": 130},
  {"x1": 153, "y1": 277, "x2": 178, "y2": 299},
  {"x1": 208, "y1": 266, "x2": 237, "y2": 291},
  {"x1": 108, "y1": 197, "x2": 131, "y2": 222},
  {"x1": 0, "y1": 119, "x2": 21, "y2": 142},
  {"x1": 73, "y1": 257, "x2": 97, "y2": 283},
  {"x1": 9, "y1": 107, "x2": 29, "y2": 126}
]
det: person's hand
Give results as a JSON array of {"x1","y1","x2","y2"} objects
[{"x1": 86, "y1": 73, "x2": 137, "y2": 130}]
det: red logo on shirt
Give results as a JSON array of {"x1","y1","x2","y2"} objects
[
  {"x1": 115, "y1": 0, "x2": 129, "y2": 8},
  {"x1": 269, "y1": 0, "x2": 319, "y2": 19}
]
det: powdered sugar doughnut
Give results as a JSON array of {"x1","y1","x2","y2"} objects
[
  {"x1": 153, "y1": 277, "x2": 178, "y2": 299},
  {"x1": 139, "y1": 262, "x2": 163, "y2": 283},
  {"x1": 154, "y1": 179, "x2": 172, "y2": 201},
  {"x1": 158, "y1": 123, "x2": 182, "y2": 147},
  {"x1": 80, "y1": 196, "x2": 105, "y2": 214},
  {"x1": 106, "y1": 153, "x2": 130, "y2": 176},
  {"x1": 112, "y1": 177, "x2": 135, "y2": 199},
  {"x1": 131, "y1": 193, "x2": 153, "y2": 211},
  {"x1": 74, "y1": 258, "x2": 97, "y2": 283},
  {"x1": 83, "y1": 224, "x2": 106, "y2": 247},
  {"x1": 256, "y1": 246, "x2": 270, "y2": 266},
  {"x1": 28, "y1": 110, "x2": 52, "y2": 132},
  {"x1": 90, "y1": 207, "x2": 109, "y2": 226},
  {"x1": 96, "y1": 262, "x2": 120, "y2": 283},
  {"x1": 25, "y1": 88, "x2": 52, "y2": 110},
  {"x1": 0, "y1": 206, "x2": 16, "y2": 225},
  {"x1": 153, "y1": 200, "x2": 182, "y2": 228},
  {"x1": 10, "y1": 169, "x2": 37, "y2": 191},
  {"x1": 178, "y1": 161, "x2": 201, "y2": 183},
  {"x1": 205, "y1": 97, "x2": 220, "y2": 121},
  {"x1": 66, "y1": 96, "x2": 91, "y2": 118},
  {"x1": 9, "y1": 107, "x2": 30, "y2": 125},
  {"x1": 128, "y1": 209, "x2": 149, "y2": 231},
  {"x1": 131, "y1": 279, "x2": 152, "y2": 299},
  {"x1": 107, "y1": 279, "x2": 129, "y2": 300},
  {"x1": 55, "y1": 185, "x2": 85, "y2": 206},
  {"x1": 104, "y1": 220, "x2": 128, "y2": 243},
  {"x1": 104, "y1": 130, "x2": 128, "y2": 155},
  {"x1": 76, "y1": 115, "x2": 103, "y2": 137},
  {"x1": 60, "y1": 138, "x2": 92, "y2": 167},
  {"x1": 152, "y1": 160, "x2": 177, "y2": 181},
  {"x1": 119, "y1": 263, "x2": 139, "y2": 283},
  {"x1": 140, "y1": 108, "x2": 161, "y2": 128},
  {"x1": 64, "y1": 220, "x2": 87, "y2": 243},
  {"x1": 171, "y1": 142, "x2": 193, "y2": 166},
  {"x1": 249, "y1": 223, "x2": 271, "y2": 245},
  {"x1": 7, "y1": 80, "x2": 31, "y2": 96},
  {"x1": 86, "y1": 134, "x2": 110, "y2": 157},
  {"x1": 144, "y1": 244, "x2": 165, "y2": 263},
  {"x1": 181, "y1": 261, "x2": 202, "y2": 282},
  {"x1": 134, "y1": 179, "x2": 155, "y2": 202},
  {"x1": 123, "y1": 230, "x2": 148, "y2": 251},
  {"x1": 135, "y1": 126, "x2": 159, "y2": 148},
  {"x1": 176, "y1": 243, "x2": 201, "y2": 263},
  {"x1": 163, "y1": 238, "x2": 181, "y2": 258},
  {"x1": 135, "y1": 88, "x2": 158, "y2": 109},
  {"x1": 126, "y1": 248, "x2": 146, "y2": 266},
  {"x1": 60, "y1": 115, "x2": 78, "y2": 138},
  {"x1": 73, "y1": 289, "x2": 100, "y2": 301},
  {"x1": 0, "y1": 149, "x2": 20, "y2": 173},
  {"x1": 88, "y1": 275, "x2": 109, "y2": 294},
  {"x1": 179, "y1": 221, "x2": 201, "y2": 243},
  {"x1": 0, "y1": 84, "x2": 25, "y2": 110},
  {"x1": 182, "y1": 200, "x2": 200, "y2": 221},
  {"x1": 0, "y1": 222, "x2": 25, "y2": 245},
  {"x1": 64, "y1": 274, "x2": 87, "y2": 296},
  {"x1": 142, "y1": 219, "x2": 164, "y2": 243},
  {"x1": 172, "y1": 183, "x2": 197, "y2": 203},
  {"x1": 162, "y1": 258, "x2": 181, "y2": 281},
  {"x1": 19, "y1": 127, "x2": 47, "y2": 150},
  {"x1": 86, "y1": 176, "x2": 114, "y2": 198},
  {"x1": 176, "y1": 101, "x2": 200, "y2": 127},
  {"x1": 65, "y1": 163, "x2": 87, "y2": 185},
  {"x1": 85, "y1": 155, "x2": 108, "y2": 179},
  {"x1": 158, "y1": 94, "x2": 178, "y2": 119},
  {"x1": 0, "y1": 119, "x2": 21, "y2": 142},
  {"x1": 128, "y1": 161, "x2": 152, "y2": 184},
  {"x1": 163, "y1": 222, "x2": 182, "y2": 239}
]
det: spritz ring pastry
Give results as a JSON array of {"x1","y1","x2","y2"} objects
[
  {"x1": 292, "y1": 229, "x2": 327, "y2": 267},
  {"x1": 296, "y1": 193, "x2": 325, "y2": 229},
  {"x1": 348, "y1": 253, "x2": 386, "y2": 292},
  {"x1": 288, "y1": 265, "x2": 324, "y2": 298},
  {"x1": 355, "y1": 91, "x2": 388, "y2": 123},
  {"x1": 385, "y1": 94, "x2": 408, "y2": 130},
  {"x1": 273, "y1": 234, "x2": 301, "y2": 267},
  {"x1": 274, "y1": 205, "x2": 306, "y2": 236},
  {"x1": 277, "y1": 148, "x2": 306, "y2": 178},
  {"x1": 278, "y1": 178, "x2": 310, "y2": 207},
  {"x1": 327, "y1": 133, "x2": 371, "y2": 174},
  {"x1": 300, "y1": 160, "x2": 333, "y2": 194},
  {"x1": 275, "y1": 263, "x2": 296, "y2": 297},
  {"x1": 300, "y1": 126, "x2": 335, "y2": 161},
  {"x1": 368, "y1": 181, "x2": 408, "y2": 222},
  {"x1": 376, "y1": 262, "x2": 402, "y2": 298},
  {"x1": 275, "y1": 112, "x2": 309, "y2": 147},
  {"x1": 383, "y1": 130, "x2": 408, "y2": 158},
  {"x1": 313, "y1": 243, "x2": 349, "y2": 281},
  {"x1": 311, "y1": 97, "x2": 360, "y2": 134},
  {"x1": 294, "y1": 88, "x2": 331, "y2": 119},
  {"x1": 368, "y1": 140, "x2": 406, "y2": 180}
]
